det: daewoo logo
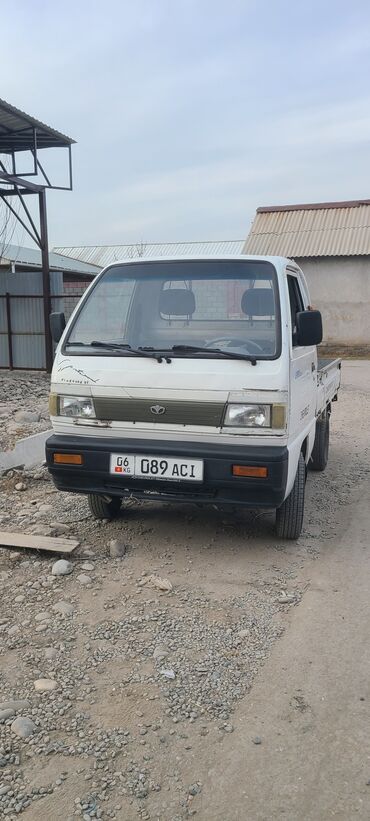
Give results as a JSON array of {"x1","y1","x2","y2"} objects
[{"x1": 150, "y1": 404, "x2": 166, "y2": 415}]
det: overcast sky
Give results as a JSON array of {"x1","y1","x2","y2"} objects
[{"x1": 2, "y1": 0, "x2": 370, "y2": 248}]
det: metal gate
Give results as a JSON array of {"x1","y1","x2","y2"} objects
[{"x1": 0, "y1": 270, "x2": 84, "y2": 369}]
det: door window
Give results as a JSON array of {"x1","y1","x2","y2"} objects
[{"x1": 287, "y1": 275, "x2": 304, "y2": 346}]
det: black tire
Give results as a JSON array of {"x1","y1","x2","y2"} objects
[
  {"x1": 88, "y1": 494, "x2": 122, "y2": 520},
  {"x1": 310, "y1": 410, "x2": 329, "y2": 472},
  {"x1": 275, "y1": 452, "x2": 306, "y2": 540}
]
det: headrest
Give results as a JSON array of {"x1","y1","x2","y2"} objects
[
  {"x1": 160, "y1": 288, "x2": 196, "y2": 316},
  {"x1": 241, "y1": 288, "x2": 275, "y2": 316}
]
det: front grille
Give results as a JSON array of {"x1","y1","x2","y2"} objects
[{"x1": 93, "y1": 397, "x2": 225, "y2": 426}]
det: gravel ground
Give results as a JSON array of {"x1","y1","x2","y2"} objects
[
  {"x1": 0, "y1": 372, "x2": 50, "y2": 451},
  {"x1": 0, "y1": 363, "x2": 368, "y2": 820}
]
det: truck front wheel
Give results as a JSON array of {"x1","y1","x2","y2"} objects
[
  {"x1": 275, "y1": 453, "x2": 306, "y2": 540},
  {"x1": 88, "y1": 494, "x2": 122, "y2": 520},
  {"x1": 310, "y1": 409, "x2": 329, "y2": 471}
]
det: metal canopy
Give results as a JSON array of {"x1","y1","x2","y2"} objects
[
  {"x1": 0, "y1": 98, "x2": 75, "y2": 371},
  {"x1": 0, "y1": 97, "x2": 75, "y2": 153}
]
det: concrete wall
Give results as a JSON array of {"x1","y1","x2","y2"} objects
[{"x1": 295, "y1": 256, "x2": 370, "y2": 347}]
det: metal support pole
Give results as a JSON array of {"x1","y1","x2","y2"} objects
[
  {"x1": 39, "y1": 189, "x2": 53, "y2": 372},
  {"x1": 5, "y1": 292, "x2": 13, "y2": 369}
]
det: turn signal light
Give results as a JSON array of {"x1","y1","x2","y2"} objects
[
  {"x1": 232, "y1": 465, "x2": 268, "y2": 478},
  {"x1": 53, "y1": 453, "x2": 83, "y2": 465}
]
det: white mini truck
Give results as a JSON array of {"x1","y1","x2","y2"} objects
[{"x1": 46, "y1": 256, "x2": 341, "y2": 539}]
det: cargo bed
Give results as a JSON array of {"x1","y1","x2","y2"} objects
[{"x1": 317, "y1": 358, "x2": 341, "y2": 415}]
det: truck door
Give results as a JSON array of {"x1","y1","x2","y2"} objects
[{"x1": 287, "y1": 272, "x2": 316, "y2": 459}]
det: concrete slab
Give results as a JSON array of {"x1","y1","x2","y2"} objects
[{"x1": 0, "y1": 429, "x2": 52, "y2": 473}]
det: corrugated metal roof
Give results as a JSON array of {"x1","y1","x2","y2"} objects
[
  {"x1": 0, "y1": 244, "x2": 100, "y2": 276},
  {"x1": 53, "y1": 240, "x2": 245, "y2": 268},
  {"x1": 0, "y1": 98, "x2": 75, "y2": 153},
  {"x1": 243, "y1": 201, "x2": 370, "y2": 258}
]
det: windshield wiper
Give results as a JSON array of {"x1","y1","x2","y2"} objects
[
  {"x1": 64, "y1": 340, "x2": 170, "y2": 362},
  {"x1": 64, "y1": 341, "x2": 91, "y2": 347},
  {"x1": 170, "y1": 344, "x2": 257, "y2": 365},
  {"x1": 90, "y1": 341, "x2": 135, "y2": 350},
  {"x1": 89, "y1": 341, "x2": 167, "y2": 361},
  {"x1": 64, "y1": 341, "x2": 257, "y2": 365},
  {"x1": 65, "y1": 340, "x2": 161, "y2": 359},
  {"x1": 65, "y1": 340, "x2": 143, "y2": 354}
]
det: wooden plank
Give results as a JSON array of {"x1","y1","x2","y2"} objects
[{"x1": 0, "y1": 531, "x2": 79, "y2": 554}]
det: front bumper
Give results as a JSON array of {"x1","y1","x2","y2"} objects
[{"x1": 46, "y1": 435, "x2": 288, "y2": 508}]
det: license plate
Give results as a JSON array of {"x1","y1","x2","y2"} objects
[{"x1": 109, "y1": 453, "x2": 203, "y2": 482}]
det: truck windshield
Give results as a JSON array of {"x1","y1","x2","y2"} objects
[{"x1": 65, "y1": 260, "x2": 280, "y2": 360}]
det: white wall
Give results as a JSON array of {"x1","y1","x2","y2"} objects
[{"x1": 296, "y1": 256, "x2": 370, "y2": 347}]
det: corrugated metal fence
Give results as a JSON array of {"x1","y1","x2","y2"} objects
[{"x1": 0, "y1": 270, "x2": 85, "y2": 369}]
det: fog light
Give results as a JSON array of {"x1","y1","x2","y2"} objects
[
  {"x1": 53, "y1": 453, "x2": 83, "y2": 465},
  {"x1": 232, "y1": 465, "x2": 268, "y2": 478}
]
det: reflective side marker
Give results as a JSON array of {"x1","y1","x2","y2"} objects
[
  {"x1": 53, "y1": 453, "x2": 83, "y2": 465},
  {"x1": 232, "y1": 465, "x2": 268, "y2": 478}
]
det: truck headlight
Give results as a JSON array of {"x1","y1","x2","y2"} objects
[
  {"x1": 224, "y1": 404, "x2": 271, "y2": 428},
  {"x1": 58, "y1": 396, "x2": 96, "y2": 418}
]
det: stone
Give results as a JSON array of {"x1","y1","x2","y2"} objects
[
  {"x1": 7, "y1": 625, "x2": 20, "y2": 636},
  {"x1": 0, "y1": 700, "x2": 30, "y2": 712},
  {"x1": 14, "y1": 410, "x2": 40, "y2": 423},
  {"x1": 188, "y1": 784, "x2": 202, "y2": 796},
  {"x1": 34, "y1": 678, "x2": 58, "y2": 693},
  {"x1": 252, "y1": 736, "x2": 262, "y2": 745},
  {"x1": 153, "y1": 645, "x2": 169, "y2": 662},
  {"x1": 49, "y1": 522, "x2": 71, "y2": 535},
  {"x1": 76, "y1": 574, "x2": 91, "y2": 585},
  {"x1": 15, "y1": 482, "x2": 27, "y2": 491},
  {"x1": 80, "y1": 562, "x2": 94, "y2": 571},
  {"x1": 149, "y1": 575, "x2": 173, "y2": 593},
  {"x1": 8, "y1": 551, "x2": 21, "y2": 561},
  {"x1": 11, "y1": 716, "x2": 37, "y2": 738},
  {"x1": 52, "y1": 601, "x2": 74, "y2": 616},
  {"x1": 0, "y1": 785, "x2": 10, "y2": 796},
  {"x1": 160, "y1": 669, "x2": 176, "y2": 680},
  {"x1": 0, "y1": 708, "x2": 15, "y2": 723},
  {"x1": 277, "y1": 594, "x2": 295, "y2": 604},
  {"x1": 28, "y1": 525, "x2": 54, "y2": 537},
  {"x1": 44, "y1": 647, "x2": 58, "y2": 660},
  {"x1": 52, "y1": 559, "x2": 73, "y2": 576},
  {"x1": 109, "y1": 539, "x2": 127, "y2": 559},
  {"x1": 35, "y1": 611, "x2": 51, "y2": 622},
  {"x1": 14, "y1": 595, "x2": 25, "y2": 604}
]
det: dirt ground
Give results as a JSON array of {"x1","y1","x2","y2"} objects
[{"x1": 0, "y1": 360, "x2": 369, "y2": 821}]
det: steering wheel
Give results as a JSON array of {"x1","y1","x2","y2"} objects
[{"x1": 204, "y1": 336, "x2": 265, "y2": 354}]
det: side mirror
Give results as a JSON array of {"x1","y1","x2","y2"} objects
[
  {"x1": 296, "y1": 310, "x2": 323, "y2": 347},
  {"x1": 50, "y1": 312, "x2": 66, "y2": 344}
]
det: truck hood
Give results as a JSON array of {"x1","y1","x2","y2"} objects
[{"x1": 53, "y1": 353, "x2": 287, "y2": 399}]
